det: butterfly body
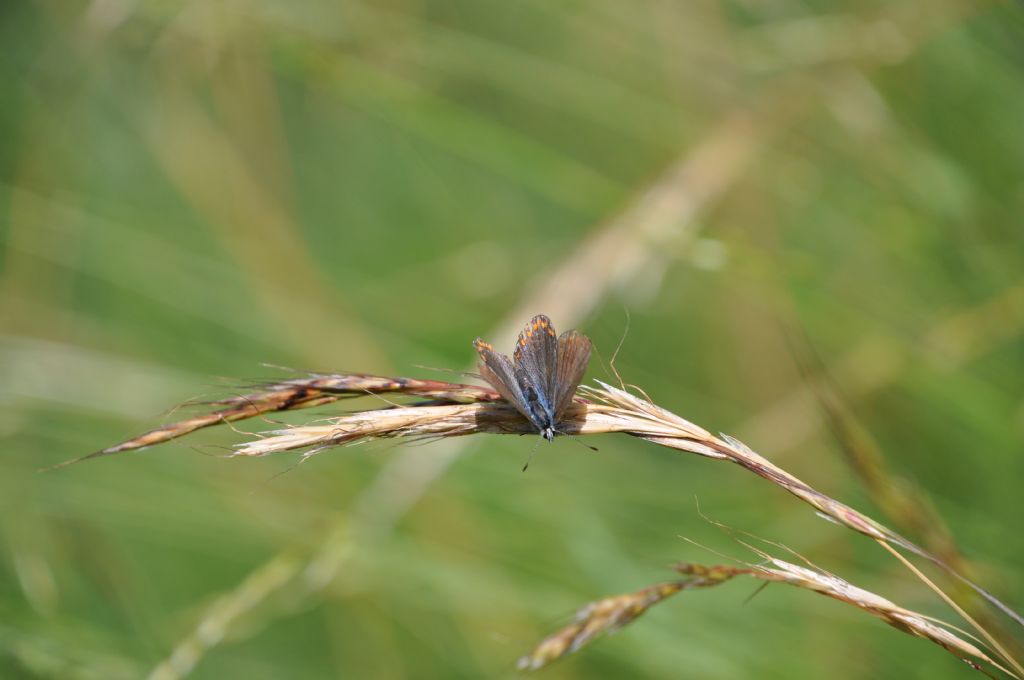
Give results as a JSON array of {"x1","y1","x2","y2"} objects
[{"x1": 474, "y1": 315, "x2": 592, "y2": 442}]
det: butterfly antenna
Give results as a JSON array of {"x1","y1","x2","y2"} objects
[
  {"x1": 609, "y1": 307, "x2": 630, "y2": 390},
  {"x1": 554, "y1": 429, "x2": 598, "y2": 452},
  {"x1": 522, "y1": 436, "x2": 544, "y2": 471}
]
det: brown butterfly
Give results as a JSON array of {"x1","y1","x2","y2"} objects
[{"x1": 473, "y1": 315, "x2": 592, "y2": 445}]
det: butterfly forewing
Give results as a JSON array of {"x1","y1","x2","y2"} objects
[
  {"x1": 474, "y1": 338, "x2": 545, "y2": 431},
  {"x1": 512, "y1": 314, "x2": 559, "y2": 403},
  {"x1": 552, "y1": 330, "x2": 592, "y2": 418}
]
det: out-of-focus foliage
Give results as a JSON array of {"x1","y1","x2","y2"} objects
[{"x1": 1, "y1": 1, "x2": 1022, "y2": 678}]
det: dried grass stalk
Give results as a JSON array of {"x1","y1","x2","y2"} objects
[
  {"x1": 516, "y1": 580, "x2": 687, "y2": 671},
  {"x1": 518, "y1": 557, "x2": 1013, "y2": 677},
  {"x1": 74, "y1": 371, "x2": 1023, "y2": 674},
  {"x1": 49, "y1": 373, "x2": 500, "y2": 468}
]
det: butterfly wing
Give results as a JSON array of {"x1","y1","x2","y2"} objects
[
  {"x1": 552, "y1": 330, "x2": 592, "y2": 419},
  {"x1": 474, "y1": 338, "x2": 542, "y2": 430},
  {"x1": 512, "y1": 315, "x2": 559, "y2": 412}
]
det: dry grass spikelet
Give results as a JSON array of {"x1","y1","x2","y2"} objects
[{"x1": 518, "y1": 555, "x2": 1011, "y2": 676}]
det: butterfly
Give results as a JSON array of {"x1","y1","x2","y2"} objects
[{"x1": 474, "y1": 315, "x2": 592, "y2": 446}]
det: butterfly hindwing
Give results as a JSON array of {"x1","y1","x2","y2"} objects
[
  {"x1": 474, "y1": 338, "x2": 545, "y2": 432},
  {"x1": 552, "y1": 330, "x2": 592, "y2": 418}
]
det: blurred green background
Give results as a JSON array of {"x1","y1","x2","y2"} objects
[{"x1": 2, "y1": 0, "x2": 1023, "y2": 677}]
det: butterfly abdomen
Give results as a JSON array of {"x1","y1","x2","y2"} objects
[{"x1": 520, "y1": 382, "x2": 557, "y2": 435}]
